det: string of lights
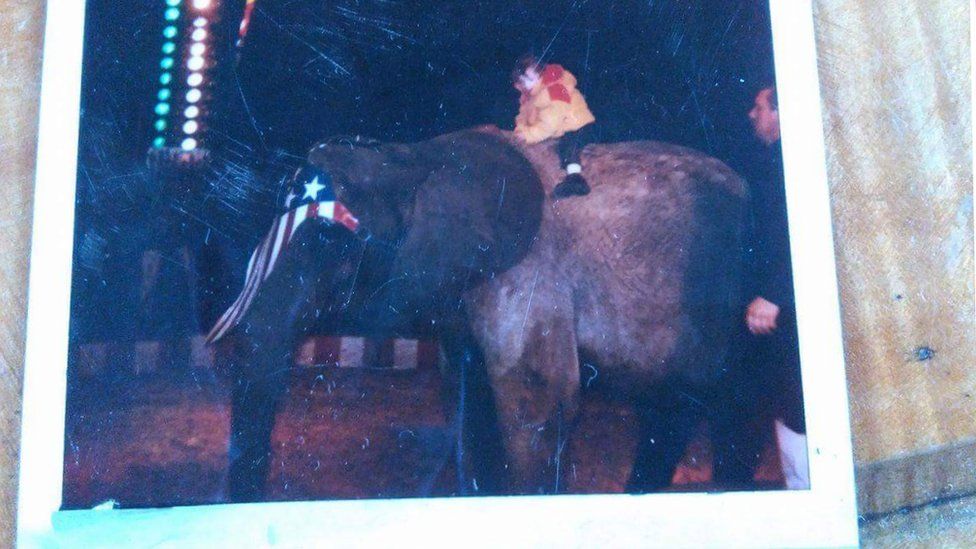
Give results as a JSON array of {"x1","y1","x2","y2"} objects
[
  {"x1": 151, "y1": 0, "x2": 216, "y2": 153},
  {"x1": 152, "y1": 0, "x2": 182, "y2": 149}
]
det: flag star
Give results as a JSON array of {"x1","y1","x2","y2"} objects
[{"x1": 302, "y1": 176, "x2": 326, "y2": 200}]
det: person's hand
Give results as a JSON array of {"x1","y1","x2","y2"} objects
[{"x1": 746, "y1": 297, "x2": 780, "y2": 335}]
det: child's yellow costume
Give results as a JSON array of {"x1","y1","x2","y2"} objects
[{"x1": 514, "y1": 64, "x2": 596, "y2": 144}]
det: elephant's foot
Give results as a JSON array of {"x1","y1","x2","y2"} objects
[
  {"x1": 626, "y1": 390, "x2": 704, "y2": 494},
  {"x1": 498, "y1": 407, "x2": 574, "y2": 495},
  {"x1": 227, "y1": 413, "x2": 276, "y2": 503},
  {"x1": 226, "y1": 348, "x2": 289, "y2": 503},
  {"x1": 227, "y1": 447, "x2": 271, "y2": 503},
  {"x1": 492, "y1": 371, "x2": 577, "y2": 495}
]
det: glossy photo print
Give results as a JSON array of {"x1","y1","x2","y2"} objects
[{"x1": 17, "y1": 0, "x2": 857, "y2": 546}]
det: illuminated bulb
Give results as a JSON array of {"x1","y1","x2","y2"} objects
[
  {"x1": 187, "y1": 73, "x2": 203, "y2": 87},
  {"x1": 183, "y1": 120, "x2": 199, "y2": 134},
  {"x1": 157, "y1": 89, "x2": 171, "y2": 101},
  {"x1": 164, "y1": 7, "x2": 179, "y2": 21},
  {"x1": 160, "y1": 57, "x2": 174, "y2": 70},
  {"x1": 192, "y1": 0, "x2": 211, "y2": 9},
  {"x1": 154, "y1": 102, "x2": 170, "y2": 115},
  {"x1": 159, "y1": 72, "x2": 172, "y2": 85},
  {"x1": 181, "y1": 138, "x2": 198, "y2": 151},
  {"x1": 162, "y1": 42, "x2": 175, "y2": 54},
  {"x1": 153, "y1": 136, "x2": 166, "y2": 148},
  {"x1": 186, "y1": 88, "x2": 202, "y2": 103},
  {"x1": 163, "y1": 25, "x2": 177, "y2": 38},
  {"x1": 187, "y1": 56, "x2": 204, "y2": 71},
  {"x1": 154, "y1": 119, "x2": 167, "y2": 132},
  {"x1": 190, "y1": 43, "x2": 206, "y2": 56},
  {"x1": 184, "y1": 105, "x2": 200, "y2": 118},
  {"x1": 192, "y1": 28, "x2": 207, "y2": 41},
  {"x1": 166, "y1": 0, "x2": 181, "y2": 6},
  {"x1": 193, "y1": 17, "x2": 207, "y2": 27}
]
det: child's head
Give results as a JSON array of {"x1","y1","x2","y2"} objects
[{"x1": 512, "y1": 54, "x2": 541, "y2": 93}]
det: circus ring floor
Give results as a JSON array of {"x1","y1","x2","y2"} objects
[{"x1": 62, "y1": 346, "x2": 784, "y2": 509}]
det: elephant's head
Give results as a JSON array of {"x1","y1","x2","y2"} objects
[{"x1": 299, "y1": 130, "x2": 546, "y2": 325}]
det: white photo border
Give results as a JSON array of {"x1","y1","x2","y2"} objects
[{"x1": 17, "y1": 1, "x2": 859, "y2": 547}]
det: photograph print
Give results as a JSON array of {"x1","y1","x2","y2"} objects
[{"x1": 57, "y1": 0, "x2": 822, "y2": 514}]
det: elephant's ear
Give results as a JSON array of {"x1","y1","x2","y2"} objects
[
  {"x1": 384, "y1": 134, "x2": 545, "y2": 311},
  {"x1": 305, "y1": 141, "x2": 427, "y2": 239}
]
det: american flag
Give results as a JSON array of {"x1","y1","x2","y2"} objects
[{"x1": 206, "y1": 165, "x2": 359, "y2": 343}]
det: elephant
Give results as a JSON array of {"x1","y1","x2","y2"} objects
[{"x1": 215, "y1": 126, "x2": 749, "y2": 501}]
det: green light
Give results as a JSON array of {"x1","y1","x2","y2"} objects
[
  {"x1": 166, "y1": 0, "x2": 181, "y2": 6},
  {"x1": 160, "y1": 72, "x2": 172, "y2": 85},
  {"x1": 164, "y1": 8, "x2": 180, "y2": 21},
  {"x1": 163, "y1": 26, "x2": 177, "y2": 39},
  {"x1": 155, "y1": 102, "x2": 170, "y2": 116},
  {"x1": 154, "y1": 119, "x2": 167, "y2": 132},
  {"x1": 153, "y1": 136, "x2": 166, "y2": 148},
  {"x1": 162, "y1": 42, "x2": 175, "y2": 54},
  {"x1": 160, "y1": 57, "x2": 174, "y2": 70},
  {"x1": 157, "y1": 88, "x2": 171, "y2": 101}
]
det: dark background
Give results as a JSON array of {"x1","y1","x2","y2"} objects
[{"x1": 70, "y1": 0, "x2": 775, "y2": 346}]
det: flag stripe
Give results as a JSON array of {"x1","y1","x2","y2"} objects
[
  {"x1": 206, "y1": 238, "x2": 261, "y2": 342},
  {"x1": 207, "y1": 220, "x2": 277, "y2": 342},
  {"x1": 231, "y1": 232, "x2": 273, "y2": 331},
  {"x1": 207, "y1": 198, "x2": 360, "y2": 343},
  {"x1": 266, "y1": 209, "x2": 292, "y2": 275},
  {"x1": 218, "y1": 227, "x2": 273, "y2": 337},
  {"x1": 207, "y1": 225, "x2": 273, "y2": 342}
]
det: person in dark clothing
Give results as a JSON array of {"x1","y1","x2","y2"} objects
[{"x1": 744, "y1": 86, "x2": 808, "y2": 489}]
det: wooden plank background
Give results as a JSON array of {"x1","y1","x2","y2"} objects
[
  {"x1": 815, "y1": 0, "x2": 975, "y2": 517},
  {"x1": 0, "y1": 0, "x2": 972, "y2": 544},
  {"x1": 0, "y1": 2, "x2": 46, "y2": 547}
]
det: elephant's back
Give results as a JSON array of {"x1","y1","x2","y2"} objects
[
  {"x1": 573, "y1": 141, "x2": 747, "y2": 387},
  {"x1": 497, "y1": 129, "x2": 749, "y2": 388},
  {"x1": 584, "y1": 140, "x2": 746, "y2": 198}
]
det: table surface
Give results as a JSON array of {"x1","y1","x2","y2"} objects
[{"x1": 1, "y1": 1, "x2": 972, "y2": 546}]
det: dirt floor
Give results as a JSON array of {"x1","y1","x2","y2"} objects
[{"x1": 62, "y1": 359, "x2": 783, "y2": 510}]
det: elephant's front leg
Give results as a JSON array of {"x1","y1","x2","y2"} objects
[
  {"x1": 225, "y1": 224, "x2": 353, "y2": 502},
  {"x1": 467, "y1": 273, "x2": 580, "y2": 495},
  {"x1": 489, "y1": 351, "x2": 579, "y2": 494},
  {"x1": 227, "y1": 328, "x2": 292, "y2": 503},
  {"x1": 438, "y1": 319, "x2": 507, "y2": 496}
]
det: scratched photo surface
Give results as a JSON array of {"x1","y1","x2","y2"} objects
[{"x1": 64, "y1": 0, "x2": 805, "y2": 508}]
